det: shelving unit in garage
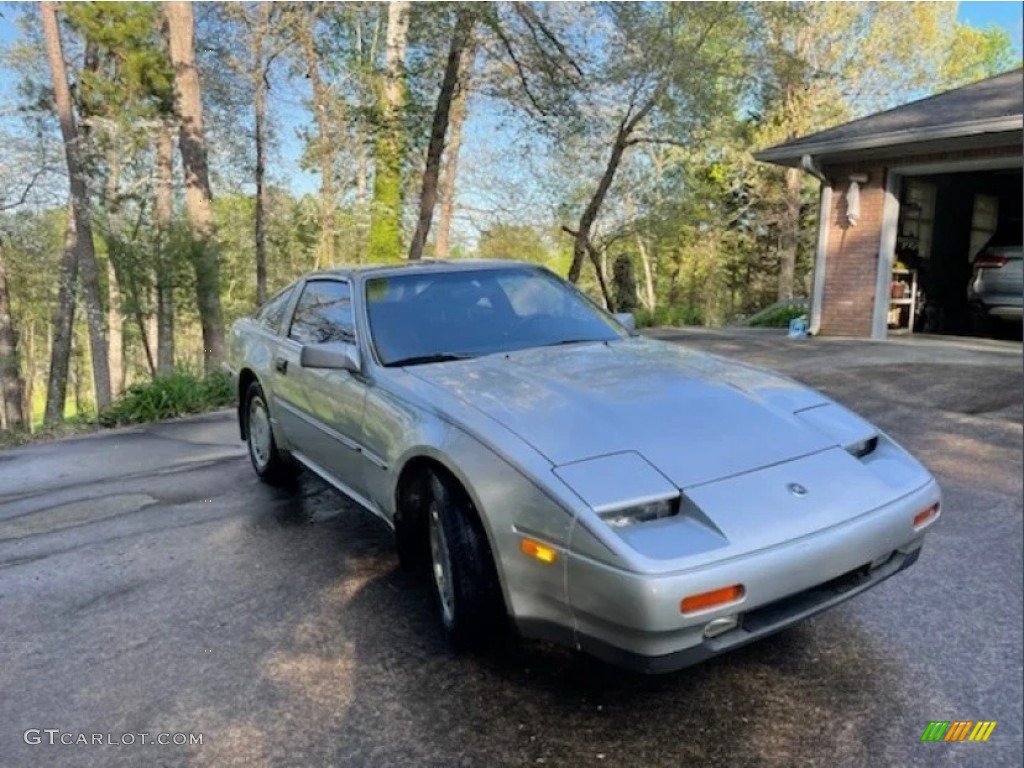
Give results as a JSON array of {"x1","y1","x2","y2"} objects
[{"x1": 888, "y1": 267, "x2": 918, "y2": 332}]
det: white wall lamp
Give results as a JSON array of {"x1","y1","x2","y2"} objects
[{"x1": 846, "y1": 173, "x2": 869, "y2": 226}]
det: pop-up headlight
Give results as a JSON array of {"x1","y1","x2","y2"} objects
[{"x1": 599, "y1": 497, "x2": 680, "y2": 528}]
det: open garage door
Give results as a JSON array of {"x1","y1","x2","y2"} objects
[{"x1": 878, "y1": 163, "x2": 1022, "y2": 341}]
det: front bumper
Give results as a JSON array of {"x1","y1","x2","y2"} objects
[
  {"x1": 576, "y1": 545, "x2": 919, "y2": 673},
  {"x1": 519, "y1": 480, "x2": 937, "y2": 673}
]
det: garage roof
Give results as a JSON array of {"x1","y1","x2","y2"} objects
[{"x1": 756, "y1": 68, "x2": 1024, "y2": 167}]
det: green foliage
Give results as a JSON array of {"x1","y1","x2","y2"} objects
[
  {"x1": 634, "y1": 305, "x2": 705, "y2": 329},
  {"x1": 98, "y1": 370, "x2": 235, "y2": 427},
  {"x1": 748, "y1": 305, "x2": 808, "y2": 328},
  {"x1": 62, "y1": 2, "x2": 175, "y2": 119},
  {"x1": 476, "y1": 224, "x2": 557, "y2": 266},
  {"x1": 941, "y1": 24, "x2": 1020, "y2": 89},
  {"x1": 368, "y1": 167, "x2": 404, "y2": 263}
]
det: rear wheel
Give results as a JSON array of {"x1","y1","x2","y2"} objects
[
  {"x1": 244, "y1": 381, "x2": 296, "y2": 485},
  {"x1": 426, "y1": 473, "x2": 505, "y2": 650}
]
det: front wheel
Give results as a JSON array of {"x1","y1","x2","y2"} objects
[
  {"x1": 244, "y1": 380, "x2": 296, "y2": 485},
  {"x1": 427, "y1": 473, "x2": 505, "y2": 650}
]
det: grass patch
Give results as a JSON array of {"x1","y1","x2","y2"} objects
[{"x1": 98, "y1": 370, "x2": 235, "y2": 427}]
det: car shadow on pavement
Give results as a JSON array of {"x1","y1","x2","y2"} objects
[{"x1": 179, "y1": 481, "x2": 957, "y2": 768}]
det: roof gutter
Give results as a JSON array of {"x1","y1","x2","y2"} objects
[{"x1": 754, "y1": 114, "x2": 1023, "y2": 164}]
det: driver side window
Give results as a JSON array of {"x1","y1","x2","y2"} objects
[{"x1": 288, "y1": 280, "x2": 355, "y2": 346}]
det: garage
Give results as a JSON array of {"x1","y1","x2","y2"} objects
[
  {"x1": 756, "y1": 68, "x2": 1023, "y2": 340},
  {"x1": 892, "y1": 166, "x2": 1021, "y2": 337}
]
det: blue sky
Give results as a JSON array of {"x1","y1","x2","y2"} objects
[
  {"x1": 2, "y1": 1, "x2": 1022, "y2": 235},
  {"x1": 957, "y1": 0, "x2": 1024, "y2": 45}
]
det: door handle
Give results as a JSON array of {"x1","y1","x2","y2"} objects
[{"x1": 274, "y1": 358, "x2": 288, "y2": 374}]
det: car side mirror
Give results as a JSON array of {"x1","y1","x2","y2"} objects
[
  {"x1": 299, "y1": 342, "x2": 361, "y2": 373},
  {"x1": 614, "y1": 312, "x2": 636, "y2": 333}
]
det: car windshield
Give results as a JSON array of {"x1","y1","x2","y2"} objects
[{"x1": 364, "y1": 266, "x2": 627, "y2": 366}]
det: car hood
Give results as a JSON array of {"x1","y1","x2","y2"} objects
[{"x1": 407, "y1": 338, "x2": 838, "y2": 487}]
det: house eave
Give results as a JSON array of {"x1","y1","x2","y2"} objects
[{"x1": 754, "y1": 115, "x2": 1024, "y2": 167}]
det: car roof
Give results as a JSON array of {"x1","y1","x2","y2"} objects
[{"x1": 308, "y1": 259, "x2": 538, "y2": 282}]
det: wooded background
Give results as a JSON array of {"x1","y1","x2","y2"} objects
[{"x1": 0, "y1": 1, "x2": 1017, "y2": 433}]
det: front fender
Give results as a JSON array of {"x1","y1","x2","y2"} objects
[{"x1": 392, "y1": 433, "x2": 577, "y2": 634}]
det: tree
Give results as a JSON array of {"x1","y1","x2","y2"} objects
[
  {"x1": 562, "y1": 4, "x2": 750, "y2": 308},
  {"x1": 223, "y1": 2, "x2": 290, "y2": 305},
  {"x1": 164, "y1": 0, "x2": 226, "y2": 370},
  {"x1": 41, "y1": 0, "x2": 112, "y2": 421},
  {"x1": 408, "y1": 8, "x2": 476, "y2": 261},
  {"x1": 155, "y1": 120, "x2": 175, "y2": 374},
  {"x1": 434, "y1": 38, "x2": 475, "y2": 259},
  {"x1": 299, "y1": 5, "x2": 338, "y2": 269},
  {"x1": 0, "y1": 248, "x2": 26, "y2": 430},
  {"x1": 369, "y1": 0, "x2": 410, "y2": 263},
  {"x1": 941, "y1": 24, "x2": 1019, "y2": 88}
]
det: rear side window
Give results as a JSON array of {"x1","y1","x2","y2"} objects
[
  {"x1": 288, "y1": 280, "x2": 355, "y2": 345},
  {"x1": 254, "y1": 286, "x2": 294, "y2": 333}
]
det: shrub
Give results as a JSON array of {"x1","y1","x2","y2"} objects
[
  {"x1": 98, "y1": 370, "x2": 236, "y2": 427},
  {"x1": 633, "y1": 305, "x2": 705, "y2": 328}
]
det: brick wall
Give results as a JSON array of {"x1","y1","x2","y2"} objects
[
  {"x1": 816, "y1": 144, "x2": 1021, "y2": 337},
  {"x1": 818, "y1": 163, "x2": 887, "y2": 336}
]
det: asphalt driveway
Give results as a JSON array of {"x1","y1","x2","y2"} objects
[{"x1": 1, "y1": 329, "x2": 1021, "y2": 767}]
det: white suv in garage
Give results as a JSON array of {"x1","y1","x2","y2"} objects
[{"x1": 968, "y1": 219, "x2": 1023, "y2": 333}]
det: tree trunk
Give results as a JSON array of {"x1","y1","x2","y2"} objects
[
  {"x1": 105, "y1": 148, "x2": 125, "y2": 396},
  {"x1": 408, "y1": 11, "x2": 475, "y2": 261},
  {"x1": 41, "y1": 1, "x2": 111, "y2": 413},
  {"x1": 44, "y1": 204, "x2": 79, "y2": 427},
  {"x1": 165, "y1": 0, "x2": 226, "y2": 372},
  {"x1": 302, "y1": 14, "x2": 336, "y2": 270},
  {"x1": 0, "y1": 250, "x2": 26, "y2": 431},
  {"x1": 435, "y1": 41, "x2": 474, "y2": 259},
  {"x1": 588, "y1": 244, "x2": 614, "y2": 310},
  {"x1": 567, "y1": 76, "x2": 669, "y2": 286},
  {"x1": 155, "y1": 120, "x2": 175, "y2": 375},
  {"x1": 23, "y1": 321, "x2": 34, "y2": 428},
  {"x1": 612, "y1": 254, "x2": 639, "y2": 313},
  {"x1": 636, "y1": 234, "x2": 656, "y2": 311},
  {"x1": 107, "y1": 259, "x2": 124, "y2": 395},
  {"x1": 776, "y1": 165, "x2": 801, "y2": 301},
  {"x1": 252, "y1": 7, "x2": 270, "y2": 305},
  {"x1": 368, "y1": 0, "x2": 410, "y2": 263},
  {"x1": 568, "y1": 131, "x2": 629, "y2": 285}
]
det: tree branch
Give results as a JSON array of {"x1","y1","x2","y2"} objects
[
  {"x1": 513, "y1": 4, "x2": 584, "y2": 81},
  {"x1": 625, "y1": 136, "x2": 689, "y2": 148},
  {"x1": 0, "y1": 165, "x2": 49, "y2": 211},
  {"x1": 489, "y1": 18, "x2": 546, "y2": 117}
]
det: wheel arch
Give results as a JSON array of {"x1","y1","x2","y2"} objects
[{"x1": 392, "y1": 449, "x2": 510, "y2": 607}]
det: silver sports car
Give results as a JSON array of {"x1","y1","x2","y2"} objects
[{"x1": 225, "y1": 260, "x2": 940, "y2": 672}]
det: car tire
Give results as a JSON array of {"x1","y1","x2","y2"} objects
[
  {"x1": 426, "y1": 472, "x2": 505, "y2": 650},
  {"x1": 969, "y1": 303, "x2": 994, "y2": 337},
  {"x1": 244, "y1": 380, "x2": 297, "y2": 486}
]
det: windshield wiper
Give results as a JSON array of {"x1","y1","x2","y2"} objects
[
  {"x1": 541, "y1": 338, "x2": 604, "y2": 348},
  {"x1": 388, "y1": 352, "x2": 476, "y2": 367}
]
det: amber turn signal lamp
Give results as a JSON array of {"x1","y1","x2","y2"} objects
[
  {"x1": 680, "y1": 584, "x2": 745, "y2": 614},
  {"x1": 912, "y1": 503, "x2": 939, "y2": 529},
  {"x1": 520, "y1": 538, "x2": 558, "y2": 564}
]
